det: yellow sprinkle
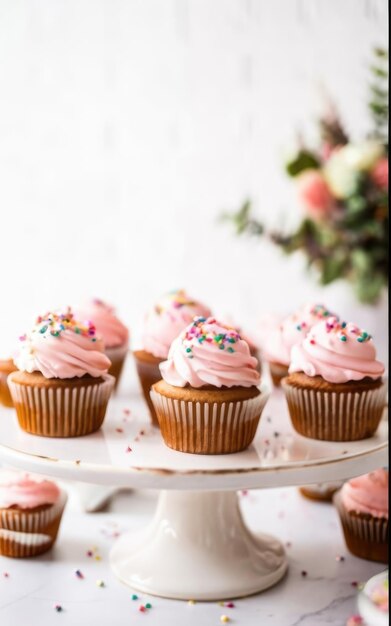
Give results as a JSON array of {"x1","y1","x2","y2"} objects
[
  {"x1": 220, "y1": 616, "x2": 230, "y2": 624},
  {"x1": 218, "y1": 602, "x2": 225, "y2": 606},
  {"x1": 95, "y1": 555, "x2": 101, "y2": 561},
  {"x1": 188, "y1": 600, "x2": 196, "y2": 605},
  {"x1": 96, "y1": 579, "x2": 105, "y2": 587}
]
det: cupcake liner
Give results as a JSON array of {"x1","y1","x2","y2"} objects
[
  {"x1": 150, "y1": 389, "x2": 268, "y2": 454},
  {"x1": 134, "y1": 355, "x2": 162, "y2": 427},
  {"x1": 0, "y1": 490, "x2": 67, "y2": 558},
  {"x1": 282, "y1": 379, "x2": 386, "y2": 441},
  {"x1": 8, "y1": 374, "x2": 115, "y2": 438},
  {"x1": 268, "y1": 361, "x2": 289, "y2": 387},
  {"x1": 334, "y1": 491, "x2": 388, "y2": 563},
  {"x1": 105, "y1": 344, "x2": 128, "y2": 390}
]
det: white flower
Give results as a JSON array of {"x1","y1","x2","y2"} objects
[
  {"x1": 340, "y1": 141, "x2": 384, "y2": 171},
  {"x1": 323, "y1": 150, "x2": 359, "y2": 199}
]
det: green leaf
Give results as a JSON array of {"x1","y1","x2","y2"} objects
[
  {"x1": 319, "y1": 256, "x2": 346, "y2": 285},
  {"x1": 351, "y1": 249, "x2": 374, "y2": 274},
  {"x1": 286, "y1": 151, "x2": 320, "y2": 177},
  {"x1": 353, "y1": 273, "x2": 385, "y2": 303}
]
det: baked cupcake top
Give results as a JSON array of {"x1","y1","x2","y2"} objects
[
  {"x1": 15, "y1": 308, "x2": 111, "y2": 379},
  {"x1": 262, "y1": 303, "x2": 334, "y2": 366},
  {"x1": 74, "y1": 298, "x2": 129, "y2": 349},
  {"x1": 160, "y1": 316, "x2": 260, "y2": 388},
  {"x1": 142, "y1": 290, "x2": 212, "y2": 359},
  {"x1": 340, "y1": 468, "x2": 388, "y2": 519},
  {"x1": 289, "y1": 316, "x2": 384, "y2": 383},
  {"x1": 0, "y1": 470, "x2": 60, "y2": 509}
]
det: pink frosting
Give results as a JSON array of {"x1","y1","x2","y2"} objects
[
  {"x1": 14, "y1": 308, "x2": 111, "y2": 379},
  {"x1": 160, "y1": 317, "x2": 260, "y2": 388},
  {"x1": 74, "y1": 299, "x2": 129, "y2": 349},
  {"x1": 0, "y1": 470, "x2": 60, "y2": 509},
  {"x1": 341, "y1": 469, "x2": 388, "y2": 518},
  {"x1": 262, "y1": 303, "x2": 335, "y2": 365},
  {"x1": 289, "y1": 316, "x2": 384, "y2": 383},
  {"x1": 143, "y1": 290, "x2": 212, "y2": 359}
]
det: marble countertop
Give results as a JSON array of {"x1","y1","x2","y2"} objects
[{"x1": 0, "y1": 486, "x2": 385, "y2": 626}]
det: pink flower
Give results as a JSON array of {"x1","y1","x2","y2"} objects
[
  {"x1": 371, "y1": 157, "x2": 388, "y2": 190},
  {"x1": 297, "y1": 170, "x2": 334, "y2": 219}
]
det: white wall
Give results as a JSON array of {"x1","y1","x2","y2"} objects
[{"x1": 0, "y1": 0, "x2": 388, "y2": 355}]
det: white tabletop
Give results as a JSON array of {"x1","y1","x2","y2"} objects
[{"x1": 0, "y1": 487, "x2": 384, "y2": 626}]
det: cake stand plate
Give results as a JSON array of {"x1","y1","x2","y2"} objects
[{"x1": 0, "y1": 388, "x2": 388, "y2": 600}]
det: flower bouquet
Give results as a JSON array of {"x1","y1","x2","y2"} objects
[{"x1": 226, "y1": 48, "x2": 388, "y2": 304}]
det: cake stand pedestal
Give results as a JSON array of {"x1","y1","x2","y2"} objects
[
  {"x1": 0, "y1": 390, "x2": 387, "y2": 600},
  {"x1": 111, "y1": 489, "x2": 287, "y2": 600}
]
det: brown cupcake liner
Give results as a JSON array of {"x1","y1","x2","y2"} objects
[
  {"x1": 8, "y1": 374, "x2": 115, "y2": 438},
  {"x1": 150, "y1": 389, "x2": 268, "y2": 454},
  {"x1": 282, "y1": 380, "x2": 386, "y2": 441},
  {"x1": 334, "y1": 491, "x2": 388, "y2": 563},
  {"x1": 268, "y1": 361, "x2": 289, "y2": 387},
  {"x1": 105, "y1": 344, "x2": 128, "y2": 390},
  {"x1": 134, "y1": 355, "x2": 162, "y2": 427},
  {"x1": 0, "y1": 490, "x2": 67, "y2": 558}
]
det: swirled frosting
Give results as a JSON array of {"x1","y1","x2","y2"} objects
[
  {"x1": 160, "y1": 317, "x2": 260, "y2": 388},
  {"x1": 289, "y1": 316, "x2": 384, "y2": 383},
  {"x1": 0, "y1": 470, "x2": 60, "y2": 509},
  {"x1": 341, "y1": 469, "x2": 388, "y2": 518},
  {"x1": 142, "y1": 290, "x2": 212, "y2": 359},
  {"x1": 262, "y1": 303, "x2": 335, "y2": 365},
  {"x1": 74, "y1": 299, "x2": 129, "y2": 349},
  {"x1": 14, "y1": 308, "x2": 111, "y2": 379}
]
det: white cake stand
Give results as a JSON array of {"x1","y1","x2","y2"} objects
[{"x1": 0, "y1": 388, "x2": 387, "y2": 601}]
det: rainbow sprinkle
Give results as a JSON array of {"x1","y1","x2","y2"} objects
[
  {"x1": 155, "y1": 289, "x2": 197, "y2": 315},
  {"x1": 182, "y1": 317, "x2": 241, "y2": 357},
  {"x1": 323, "y1": 317, "x2": 372, "y2": 343},
  {"x1": 27, "y1": 308, "x2": 98, "y2": 342}
]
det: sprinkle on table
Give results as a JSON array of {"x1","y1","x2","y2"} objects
[
  {"x1": 220, "y1": 616, "x2": 230, "y2": 623},
  {"x1": 335, "y1": 555, "x2": 345, "y2": 562},
  {"x1": 3, "y1": 572, "x2": 10, "y2": 578},
  {"x1": 75, "y1": 569, "x2": 84, "y2": 579},
  {"x1": 96, "y1": 579, "x2": 105, "y2": 587},
  {"x1": 54, "y1": 604, "x2": 63, "y2": 612},
  {"x1": 131, "y1": 594, "x2": 139, "y2": 600},
  {"x1": 187, "y1": 600, "x2": 195, "y2": 605},
  {"x1": 125, "y1": 446, "x2": 132, "y2": 453},
  {"x1": 301, "y1": 570, "x2": 307, "y2": 577}
]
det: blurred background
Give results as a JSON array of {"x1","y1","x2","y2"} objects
[{"x1": 0, "y1": 0, "x2": 388, "y2": 360}]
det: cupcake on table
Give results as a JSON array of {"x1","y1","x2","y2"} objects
[
  {"x1": 74, "y1": 298, "x2": 129, "y2": 389},
  {"x1": 0, "y1": 469, "x2": 67, "y2": 558},
  {"x1": 334, "y1": 468, "x2": 388, "y2": 563},
  {"x1": 282, "y1": 316, "x2": 386, "y2": 441},
  {"x1": 133, "y1": 289, "x2": 212, "y2": 426},
  {"x1": 8, "y1": 307, "x2": 115, "y2": 437},
  {"x1": 0, "y1": 357, "x2": 17, "y2": 407},
  {"x1": 151, "y1": 316, "x2": 267, "y2": 454},
  {"x1": 261, "y1": 303, "x2": 335, "y2": 386}
]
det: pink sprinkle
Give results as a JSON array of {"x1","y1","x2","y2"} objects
[
  {"x1": 335, "y1": 555, "x2": 345, "y2": 562},
  {"x1": 86, "y1": 550, "x2": 93, "y2": 557},
  {"x1": 139, "y1": 430, "x2": 145, "y2": 436},
  {"x1": 310, "y1": 339, "x2": 315, "y2": 345},
  {"x1": 226, "y1": 602, "x2": 235, "y2": 608},
  {"x1": 19, "y1": 334, "x2": 26, "y2": 341},
  {"x1": 115, "y1": 428, "x2": 123, "y2": 433},
  {"x1": 139, "y1": 605, "x2": 146, "y2": 613},
  {"x1": 3, "y1": 572, "x2": 9, "y2": 578},
  {"x1": 123, "y1": 409, "x2": 131, "y2": 415},
  {"x1": 125, "y1": 446, "x2": 132, "y2": 453},
  {"x1": 301, "y1": 570, "x2": 307, "y2": 577},
  {"x1": 351, "y1": 580, "x2": 359, "y2": 587}
]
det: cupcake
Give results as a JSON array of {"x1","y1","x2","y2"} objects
[
  {"x1": 334, "y1": 469, "x2": 388, "y2": 563},
  {"x1": 282, "y1": 316, "x2": 386, "y2": 441},
  {"x1": 134, "y1": 290, "x2": 211, "y2": 425},
  {"x1": 150, "y1": 316, "x2": 268, "y2": 454},
  {"x1": 299, "y1": 482, "x2": 343, "y2": 502},
  {"x1": 8, "y1": 308, "x2": 115, "y2": 437},
  {"x1": 75, "y1": 299, "x2": 129, "y2": 389},
  {"x1": 261, "y1": 303, "x2": 334, "y2": 386},
  {"x1": 0, "y1": 358, "x2": 17, "y2": 407},
  {"x1": 0, "y1": 470, "x2": 67, "y2": 558}
]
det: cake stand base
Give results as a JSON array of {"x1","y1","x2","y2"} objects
[{"x1": 110, "y1": 490, "x2": 288, "y2": 600}]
